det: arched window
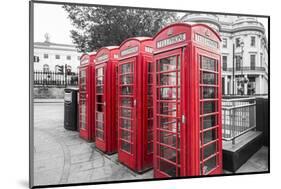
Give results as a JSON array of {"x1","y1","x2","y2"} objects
[{"x1": 43, "y1": 64, "x2": 49, "y2": 72}]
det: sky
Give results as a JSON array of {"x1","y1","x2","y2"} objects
[{"x1": 34, "y1": 3, "x2": 268, "y2": 45}]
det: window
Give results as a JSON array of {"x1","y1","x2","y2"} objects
[
  {"x1": 43, "y1": 64, "x2": 49, "y2": 72},
  {"x1": 236, "y1": 38, "x2": 241, "y2": 48},
  {"x1": 235, "y1": 56, "x2": 241, "y2": 71},
  {"x1": 222, "y1": 56, "x2": 227, "y2": 71},
  {"x1": 251, "y1": 36, "x2": 256, "y2": 47},
  {"x1": 66, "y1": 55, "x2": 71, "y2": 60},
  {"x1": 250, "y1": 55, "x2": 256, "y2": 70},
  {"x1": 55, "y1": 55, "x2": 60, "y2": 59},
  {"x1": 260, "y1": 53, "x2": 263, "y2": 66},
  {"x1": 222, "y1": 38, "x2": 227, "y2": 48},
  {"x1": 67, "y1": 65, "x2": 72, "y2": 74},
  {"x1": 43, "y1": 54, "x2": 48, "y2": 59}
]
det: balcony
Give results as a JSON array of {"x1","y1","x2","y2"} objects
[{"x1": 225, "y1": 66, "x2": 266, "y2": 72}]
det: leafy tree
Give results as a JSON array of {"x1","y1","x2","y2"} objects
[{"x1": 63, "y1": 5, "x2": 179, "y2": 52}]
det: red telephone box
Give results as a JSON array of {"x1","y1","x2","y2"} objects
[
  {"x1": 152, "y1": 23, "x2": 222, "y2": 177},
  {"x1": 79, "y1": 52, "x2": 96, "y2": 141},
  {"x1": 95, "y1": 46, "x2": 119, "y2": 154},
  {"x1": 117, "y1": 37, "x2": 154, "y2": 172}
]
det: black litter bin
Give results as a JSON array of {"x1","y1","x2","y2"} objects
[{"x1": 64, "y1": 88, "x2": 79, "y2": 131}]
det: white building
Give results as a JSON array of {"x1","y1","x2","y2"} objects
[
  {"x1": 34, "y1": 34, "x2": 81, "y2": 73},
  {"x1": 182, "y1": 14, "x2": 268, "y2": 95}
]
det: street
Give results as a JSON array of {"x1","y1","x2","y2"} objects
[{"x1": 33, "y1": 102, "x2": 153, "y2": 186}]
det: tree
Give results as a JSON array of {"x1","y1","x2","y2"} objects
[{"x1": 63, "y1": 5, "x2": 179, "y2": 52}]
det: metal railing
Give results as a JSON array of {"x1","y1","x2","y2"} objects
[
  {"x1": 222, "y1": 97, "x2": 256, "y2": 144},
  {"x1": 34, "y1": 70, "x2": 78, "y2": 87}
]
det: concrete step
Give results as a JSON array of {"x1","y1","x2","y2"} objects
[{"x1": 222, "y1": 130, "x2": 263, "y2": 172}]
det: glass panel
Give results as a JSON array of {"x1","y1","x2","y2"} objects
[
  {"x1": 157, "y1": 56, "x2": 177, "y2": 72},
  {"x1": 96, "y1": 112, "x2": 103, "y2": 121},
  {"x1": 147, "y1": 142, "x2": 153, "y2": 154},
  {"x1": 159, "y1": 159, "x2": 176, "y2": 177},
  {"x1": 148, "y1": 119, "x2": 153, "y2": 129},
  {"x1": 96, "y1": 130, "x2": 104, "y2": 140},
  {"x1": 120, "y1": 74, "x2": 133, "y2": 84},
  {"x1": 96, "y1": 85, "x2": 103, "y2": 93},
  {"x1": 121, "y1": 97, "x2": 133, "y2": 107},
  {"x1": 81, "y1": 100, "x2": 86, "y2": 129},
  {"x1": 121, "y1": 108, "x2": 132, "y2": 118},
  {"x1": 96, "y1": 95, "x2": 103, "y2": 103},
  {"x1": 96, "y1": 103, "x2": 104, "y2": 112},
  {"x1": 158, "y1": 102, "x2": 178, "y2": 117},
  {"x1": 202, "y1": 142, "x2": 216, "y2": 160},
  {"x1": 201, "y1": 101, "x2": 216, "y2": 114},
  {"x1": 120, "y1": 119, "x2": 131, "y2": 129},
  {"x1": 158, "y1": 117, "x2": 177, "y2": 132},
  {"x1": 202, "y1": 129, "x2": 217, "y2": 144},
  {"x1": 148, "y1": 74, "x2": 153, "y2": 83},
  {"x1": 148, "y1": 96, "x2": 153, "y2": 107},
  {"x1": 159, "y1": 131, "x2": 177, "y2": 148},
  {"x1": 96, "y1": 67, "x2": 103, "y2": 76},
  {"x1": 201, "y1": 115, "x2": 217, "y2": 129},
  {"x1": 201, "y1": 87, "x2": 216, "y2": 99},
  {"x1": 202, "y1": 156, "x2": 217, "y2": 174},
  {"x1": 201, "y1": 56, "x2": 216, "y2": 71},
  {"x1": 158, "y1": 87, "x2": 179, "y2": 100},
  {"x1": 121, "y1": 86, "x2": 133, "y2": 95},
  {"x1": 121, "y1": 63, "x2": 132, "y2": 73},
  {"x1": 121, "y1": 130, "x2": 131, "y2": 141},
  {"x1": 96, "y1": 121, "x2": 104, "y2": 130},
  {"x1": 159, "y1": 145, "x2": 177, "y2": 162},
  {"x1": 148, "y1": 131, "x2": 153, "y2": 141},
  {"x1": 201, "y1": 72, "x2": 216, "y2": 84},
  {"x1": 96, "y1": 77, "x2": 104, "y2": 85},
  {"x1": 158, "y1": 72, "x2": 177, "y2": 85},
  {"x1": 148, "y1": 85, "x2": 153, "y2": 95},
  {"x1": 121, "y1": 141, "x2": 131, "y2": 153}
]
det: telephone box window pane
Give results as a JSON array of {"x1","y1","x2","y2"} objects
[
  {"x1": 120, "y1": 119, "x2": 131, "y2": 129},
  {"x1": 148, "y1": 119, "x2": 153, "y2": 130},
  {"x1": 148, "y1": 74, "x2": 153, "y2": 83},
  {"x1": 202, "y1": 115, "x2": 217, "y2": 129},
  {"x1": 96, "y1": 95, "x2": 104, "y2": 103},
  {"x1": 147, "y1": 142, "x2": 153, "y2": 154},
  {"x1": 96, "y1": 130, "x2": 104, "y2": 140},
  {"x1": 159, "y1": 87, "x2": 179, "y2": 100},
  {"x1": 121, "y1": 108, "x2": 132, "y2": 118},
  {"x1": 96, "y1": 86, "x2": 103, "y2": 93},
  {"x1": 121, "y1": 130, "x2": 131, "y2": 141},
  {"x1": 201, "y1": 56, "x2": 216, "y2": 71},
  {"x1": 148, "y1": 131, "x2": 153, "y2": 141},
  {"x1": 201, "y1": 87, "x2": 216, "y2": 99},
  {"x1": 96, "y1": 112, "x2": 103, "y2": 121},
  {"x1": 97, "y1": 68, "x2": 104, "y2": 76},
  {"x1": 148, "y1": 108, "x2": 153, "y2": 118},
  {"x1": 121, "y1": 74, "x2": 133, "y2": 84},
  {"x1": 96, "y1": 121, "x2": 104, "y2": 130},
  {"x1": 202, "y1": 129, "x2": 217, "y2": 144},
  {"x1": 148, "y1": 85, "x2": 153, "y2": 95},
  {"x1": 121, "y1": 63, "x2": 132, "y2": 73},
  {"x1": 159, "y1": 131, "x2": 177, "y2": 148},
  {"x1": 159, "y1": 145, "x2": 177, "y2": 163},
  {"x1": 201, "y1": 101, "x2": 216, "y2": 114},
  {"x1": 159, "y1": 72, "x2": 177, "y2": 85},
  {"x1": 159, "y1": 159, "x2": 176, "y2": 177},
  {"x1": 202, "y1": 142, "x2": 217, "y2": 160},
  {"x1": 202, "y1": 156, "x2": 217, "y2": 174},
  {"x1": 97, "y1": 103, "x2": 104, "y2": 112},
  {"x1": 121, "y1": 97, "x2": 133, "y2": 107},
  {"x1": 201, "y1": 72, "x2": 216, "y2": 84},
  {"x1": 121, "y1": 86, "x2": 133, "y2": 95},
  {"x1": 81, "y1": 101, "x2": 86, "y2": 129},
  {"x1": 148, "y1": 97, "x2": 153, "y2": 107},
  {"x1": 158, "y1": 117, "x2": 177, "y2": 132},
  {"x1": 96, "y1": 77, "x2": 104, "y2": 85},
  {"x1": 158, "y1": 56, "x2": 177, "y2": 72},
  {"x1": 159, "y1": 102, "x2": 177, "y2": 117},
  {"x1": 121, "y1": 141, "x2": 131, "y2": 153}
]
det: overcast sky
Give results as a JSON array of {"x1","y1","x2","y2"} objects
[{"x1": 34, "y1": 3, "x2": 268, "y2": 45}]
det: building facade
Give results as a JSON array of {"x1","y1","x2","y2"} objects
[
  {"x1": 34, "y1": 34, "x2": 81, "y2": 73},
  {"x1": 182, "y1": 14, "x2": 268, "y2": 95}
]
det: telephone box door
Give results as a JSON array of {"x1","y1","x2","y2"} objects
[
  {"x1": 95, "y1": 63, "x2": 107, "y2": 150},
  {"x1": 118, "y1": 58, "x2": 137, "y2": 168},
  {"x1": 153, "y1": 48, "x2": 183, "y2": 178},
  {"x1": 195, "y1": 48, "x2": 222, "y2": 175},
  {"x1": 79, "y1": 67, "x2": 89, "y2": 139}
]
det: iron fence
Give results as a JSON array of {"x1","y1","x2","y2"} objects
[
  {"x1": 222, "y1": 97, "x2": 256, "y2": 144},
  {"x1": 34, "y1": 70, "x2": 78, "y2": 87}
]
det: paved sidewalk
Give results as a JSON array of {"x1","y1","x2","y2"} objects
[{"x1": 33, "y1": 103, "x2": 152, "y2": 186}]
